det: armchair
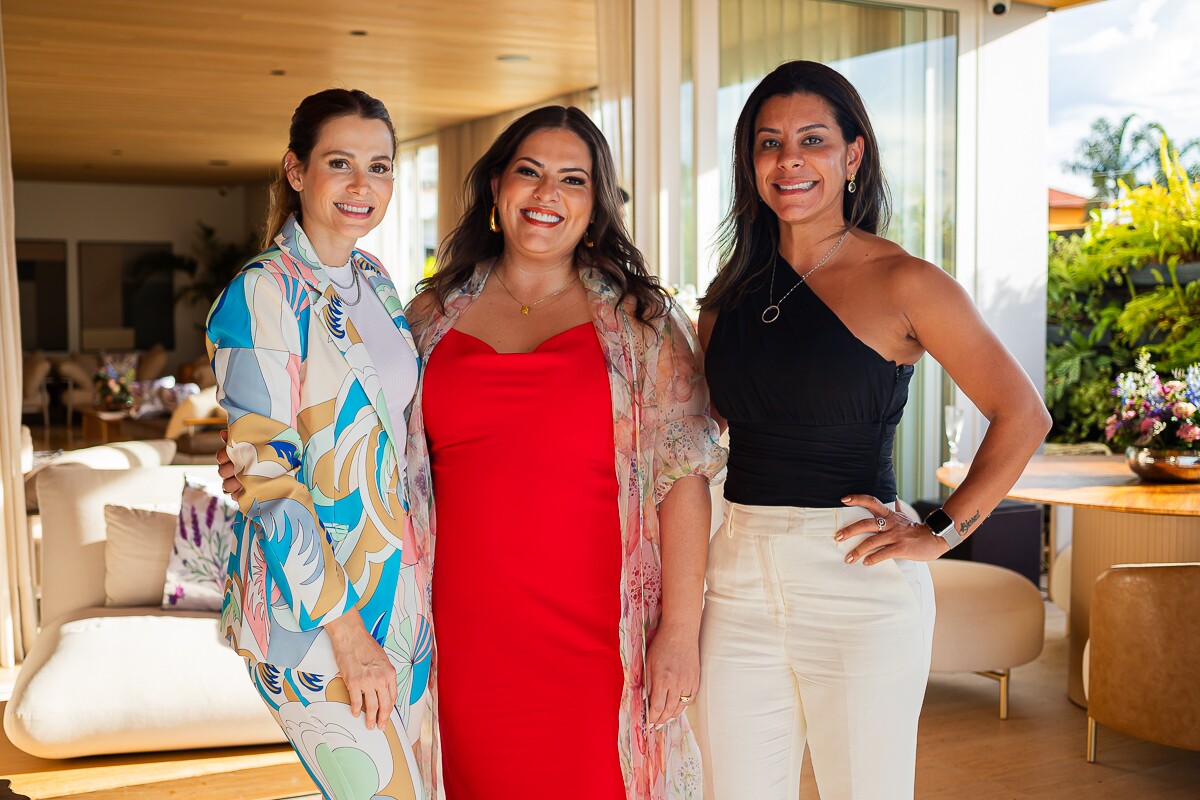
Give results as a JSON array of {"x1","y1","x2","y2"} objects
[
  {"x1": 21, "y1": 351, "x2": 52, "y2": 429},
  {"x1": 1086, "y1": 563, "x2": 1200, "y2": 761},
  {"x1": 55, "y1": 353, "x2": 101, "y2": 427}
]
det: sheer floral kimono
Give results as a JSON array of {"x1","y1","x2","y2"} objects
[{"x1": 403, "y1": 263, "x2": 726, "y2": 799}]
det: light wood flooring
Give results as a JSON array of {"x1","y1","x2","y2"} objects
[{"x1": 2, "y1": 608, "x2": 1198, "y2": 798}]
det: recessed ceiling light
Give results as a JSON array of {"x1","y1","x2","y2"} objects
[
  {"x1": 350, "y1": 30, "x2": 368, "y2": 36},
  {"x1": 209, "y1": 159, "x2": 230, "y2": 167},
  {"x1": 270, "y1": 69, "x2": 286, "y2": 76},
  {"x1": 497, "y1": 54, "x2": 530, "y2": 62}
]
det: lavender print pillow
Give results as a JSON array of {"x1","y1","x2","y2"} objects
[{"x1": 162, "y1": 476, "x2": 236, "y2": 611}]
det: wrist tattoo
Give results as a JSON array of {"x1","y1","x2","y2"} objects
[{"x1": 958, "y1": 511, "x2": 982, "y2": 537}]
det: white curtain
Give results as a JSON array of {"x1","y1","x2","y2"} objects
[
  {"x1": 436, "y1": 88, "x2": 598, "y2": 246},
  {"x1": 595, "y1": 0, "x2": 634, "y2": 196},
  {"x1": 0, "y1": 3, "x2": 37, "y2": 667}
]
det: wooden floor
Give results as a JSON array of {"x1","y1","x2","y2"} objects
[
  {"x1": 0, "y1": 733, "x2": 315, "y2": 800},
  {"x1": 3, "y1": 608, "x2": 1198, "y2": 798}
]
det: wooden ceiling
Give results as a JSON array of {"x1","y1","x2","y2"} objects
[{"x1": 1, "y1": 0, "x2": 598, "y2": 185}]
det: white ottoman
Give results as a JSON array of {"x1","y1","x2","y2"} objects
[{"x1": 928, "y1": 559, "x2": 1045, "y2": 719}]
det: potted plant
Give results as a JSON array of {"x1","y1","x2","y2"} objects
[
  {"x1": 133, "y1": 221, "x2": 260, "y2": 321},
  {"x1": 1104, "y1": 351, "x2": 1200, "y2": 482}
]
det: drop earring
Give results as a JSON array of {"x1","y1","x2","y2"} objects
[
  {"x1": 582, "y1": 226, "x2": 595, "y2": 248},
  {"x1": 847, "y1": 174, "x2": 857, "y2": 194},
  {"x1": 489, "y1": 205, "x2": 500, "y2": 233}
]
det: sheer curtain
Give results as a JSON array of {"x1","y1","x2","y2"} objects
[{"x1": 1, "y1": 5, "x2": 36, "y2": 667}]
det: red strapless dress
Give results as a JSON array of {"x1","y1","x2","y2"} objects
[{"x1": 422, "y1": 323, "x2": 625, "y2": 800}]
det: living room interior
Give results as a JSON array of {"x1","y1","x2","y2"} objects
[{"x1": 3, "y1": 1, "x2": 1199, "y2": 798}]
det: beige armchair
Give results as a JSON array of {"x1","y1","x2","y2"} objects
[
  {"x1": 1086, "y1": 563, "x2": 1200, "y2": 762},
  {"x1": 55, "y1": 352, "x2": 101, "y2": 427},
  {"x1": 22, "y1": 351, "x2": 52, "y2": 429}
]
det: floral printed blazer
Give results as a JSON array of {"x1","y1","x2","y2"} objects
[
  {"x1": 404, "y1": 263, "x2": 727, "y2": 800},
  {"x1": 206, "y1": 216, "x2": 432, "y2": 721}
]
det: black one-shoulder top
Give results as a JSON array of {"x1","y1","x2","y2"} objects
[{"x1": 705, "y1": 261, "x2": 914, "y2": 508}]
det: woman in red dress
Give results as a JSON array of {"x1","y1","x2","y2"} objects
[{"x1": 405, "y1": 106, "x2": 724, "y2": 799}]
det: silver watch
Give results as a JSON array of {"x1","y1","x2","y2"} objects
[{"x1": 924, "y1": 507, "x2": 963, "y2": 549}]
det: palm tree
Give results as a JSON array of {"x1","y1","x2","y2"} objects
[{"x1": 1063, "y1": 114, "x2": 1157, "y2": 201}]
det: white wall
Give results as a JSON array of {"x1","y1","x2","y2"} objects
[
  {"x1": 953, "y1": 2, "x2": 1050, "y2": 460},
  {"x1": 13, "y1": 181, "x2": 250, "y2": 372}
]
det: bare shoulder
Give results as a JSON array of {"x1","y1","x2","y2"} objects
[{"x1": 861, "y1": 235, "x2": 962, "y2": 301}]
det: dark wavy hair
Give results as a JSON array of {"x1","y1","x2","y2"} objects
[
  {"x1": 421, "y1": 105, "x2": 669, "y2": 322},
  {"x1": 700, "y1": 60, "x2": 891, "y2": 311},
  {"x1": 262, "y1": 89, "x2": 397, "y2": 249}
]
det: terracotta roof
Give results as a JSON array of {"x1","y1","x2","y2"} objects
[{"x1": 1049, "y1": 188, "x2": 1090, "y2": 209}]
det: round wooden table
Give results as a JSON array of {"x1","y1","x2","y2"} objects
[{"x1": 937, "y1": 454, "x2": 1200, "y2": 706}]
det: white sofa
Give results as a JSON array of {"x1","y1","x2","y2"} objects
[{"x1": 3, "y1": 464, "x2": 285, "y2": 759}]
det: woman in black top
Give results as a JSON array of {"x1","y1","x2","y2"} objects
[{"x1": 693, "y1": 61, "x2": 1049, "y2": 800}]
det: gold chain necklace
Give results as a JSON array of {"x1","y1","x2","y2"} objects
[
  {"x1": 493, "y1": 265, "x2": 575, "y2": 315},
  {"x1": 761, "y1": 230, "x2": 850, "y2": 324}
]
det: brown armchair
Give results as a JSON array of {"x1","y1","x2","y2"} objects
[{"x1": 1087, "y1": 563, "x2": 1200, "y2": 762}]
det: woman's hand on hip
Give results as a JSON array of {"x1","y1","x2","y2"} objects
[
  {"x1": 324, "y1": 611, "x2": 398, "y2": 731},
  {"x1": 645, "y1": 622, "x2": 700, "y2": 729},
  {"x1": 836, "y1": 495, "x2": 950, "y2": 564},
  {"x1": 216, "y1": 430, "x2": 245, "y2": 500}
]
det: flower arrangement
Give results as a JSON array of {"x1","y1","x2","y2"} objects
[
  {"x1": 1105, "y1": 351, "x2": 1200, "y2": 451},
  {"x1": 94, "y1": 353, "x2": 137, "y2": 411}
]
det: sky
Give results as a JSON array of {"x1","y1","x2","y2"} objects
[{"x1": 1048, "y1": 0, "x2": 1200, "y2": 196}]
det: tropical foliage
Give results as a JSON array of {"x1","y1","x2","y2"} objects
[{"x1": 1048, "y1": 139, "x2": 1200, "y2": 442}]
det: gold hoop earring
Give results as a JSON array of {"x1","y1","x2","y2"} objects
[
  {"x1": 489, "y1": 205, "x2": 500, "y2": 234},
  {"x1": 847, "y1": 174, "x2": 857, "y2": 194},
  {"x1": 582, "y1": 228, "x2": 595, "y2": 248}
]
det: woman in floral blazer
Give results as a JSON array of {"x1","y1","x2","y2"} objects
[
  {"x1": 404, "y1": 106, "x2": 726, "y2": 799},
  {"x1": 208, "y1": 90, "x2": 431, "y2": 800}
]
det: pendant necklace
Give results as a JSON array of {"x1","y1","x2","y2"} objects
[
  {"x1": 761, "y1": 230, "x2": 850, "y2": 324},
  {"x1": 493, "y1": 264, "x2": 575, "y2": 315}
]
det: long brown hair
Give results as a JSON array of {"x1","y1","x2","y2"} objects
[
  {"x1": 261, "y1": 89, "x2": 397, "y2": 249},
  {"x1": 700, "y1": 60, "x2": 891, "y2": 311},
  {"x1": 422, "y1": 106, "x2": 669, "y2": 322}
]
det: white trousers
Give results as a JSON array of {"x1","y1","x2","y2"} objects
[{"x1": 694, "y1": 502, "x2": 935, "y2": 800}]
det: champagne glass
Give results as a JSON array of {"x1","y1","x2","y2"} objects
[{"x1": 943, "y1": 405, "x2": 966, "y2": 468}]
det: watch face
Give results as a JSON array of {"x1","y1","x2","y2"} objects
[{"x1": 925, "y1": 508, "x2": 955, "y2": 537}]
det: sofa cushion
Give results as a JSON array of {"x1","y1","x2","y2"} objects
[
  {"x1": 37, "y1": 465, "x2": 220, "y2": 625},
  {"x1": 162, "y1": 478, "x2": 236, "y2": 611},
  {"x1": 136, "y1": 343, "x2": 169, "y2": 383},
  {"x1": 164, "y1": 386, "x2": 225, "y2": 441},
  {"x1": 2, "y1": 608, "x2": 285, "y2": 759},
  {"x1": 104, "y1": 505, "x2": 177, "y2": 607}
]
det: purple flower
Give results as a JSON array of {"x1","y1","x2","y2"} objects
[
  {"x1": 191, "y1": 506, "x2": 202, "y2": 547},
  {"x1": 205, "y1": 496, "x2": 217, "y2": 529}
]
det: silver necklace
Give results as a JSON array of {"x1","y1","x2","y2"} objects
[
  {"x1": 761, "y1": 230, "x2": 850, "y2": 324},
  {"x1": 326, "y1": 263, "x2": 364, "y2": 306}
]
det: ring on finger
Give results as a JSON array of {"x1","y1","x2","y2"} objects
[
  {"x1": 875, "y1": 517, "x2": 887, "y2": 531},
  {"x1": 679, "y1": 694, "x2": 693, "y2": 703}
]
